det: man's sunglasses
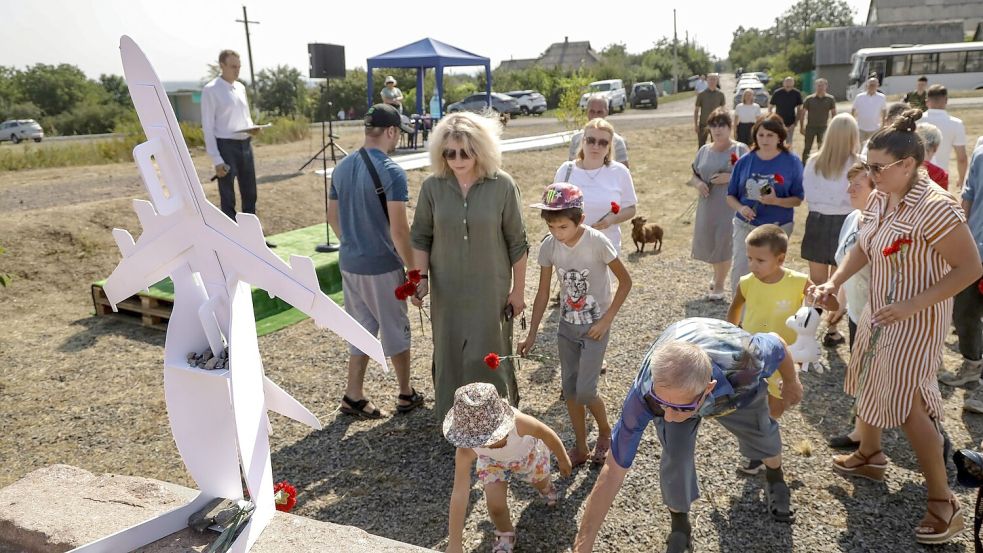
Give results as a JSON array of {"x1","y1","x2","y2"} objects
[
  {"x1": 584, "y1": 136, "x2": 610, "y2": 148},
  {"x1": 643, "y1": 388, "x2": 708, "y2": 417},
  {"x1": 862, "y1": 158, "x2": 906, "y2": 176},
  {"x1": 442, "y1": 148, "x2": 472, "y2": 161}
]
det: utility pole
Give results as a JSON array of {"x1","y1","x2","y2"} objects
[
  {"x1": 672, "y1": 8, "x2": 678, "y2": 94},
  {"x1": 236, "y1": 6, "x2": 260, "y2": 100}
]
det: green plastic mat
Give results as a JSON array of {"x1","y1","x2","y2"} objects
[{"x1": 94, "y1": 224, "x2": 345, "y2": 336}]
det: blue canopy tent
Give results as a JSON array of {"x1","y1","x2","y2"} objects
[{"x1": 366, "y1": 38, "x2": 491, "y2": 117}]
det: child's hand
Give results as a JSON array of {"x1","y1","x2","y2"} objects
[
  {"x1": 558, "y1": 452, "x2": 573, "y2": 477},
  {"x1": 518, "y1": 334, "x2": 536, "y2": 357},
  {"x1": 587, "y1": 317, "x2": 611, "y2": 340}
]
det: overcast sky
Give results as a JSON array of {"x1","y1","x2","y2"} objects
[{"x1": 3, "y1": 0, "x2": 870, "y2": 82}]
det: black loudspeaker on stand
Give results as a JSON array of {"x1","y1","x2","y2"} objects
[{"x1": 300, "y1": 43, "x2": 347, "y2": 253}]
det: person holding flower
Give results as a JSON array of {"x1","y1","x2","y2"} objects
[
  {"x1": 726, "y1": 113, "x2": 805, "y2": 296},
  {"x1": 812, "y1": 109, "x2": 982, "y2": 544},
  {"x1": 555, "y1": 118, "x2": 637, "y2": 250},
  {"x1": 518, "y1": 183, "x2": 632, "y2": 468},
  {"x1": 689, "y1": 107, "x2": 750, "y2": 300},
  {"x1": 411, "y1": 112, "x2": 529, "y2": 422}
]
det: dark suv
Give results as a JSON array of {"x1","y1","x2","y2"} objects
[{"x1": 630, "y1": 82, "x2": 659, "y2": 109}]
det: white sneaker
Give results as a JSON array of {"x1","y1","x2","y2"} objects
[{"x1": 939, "y1": 358, "x2": 983, "y2": 388}]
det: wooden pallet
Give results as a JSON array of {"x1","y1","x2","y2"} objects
[{"x1": 91, "y1": 284, "x2": 171, "y2": 330}]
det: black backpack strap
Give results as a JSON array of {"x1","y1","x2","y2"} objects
[
  {"x1": 563, "y1": 161, "x2": 574, "y2": 182},
  {"x1": 358, "y1": 148, "x2": 389, "y2": 223}
]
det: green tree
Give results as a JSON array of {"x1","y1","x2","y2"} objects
[
  {"x1": 255, "y1": 65, "x2": 307, "y2": 116},
  {"x1": 13, "y1": 63, "x2": 100, "y2": 116},
  {"x1": 99, "y1": 74, "x2": 131, "y2": 108}
]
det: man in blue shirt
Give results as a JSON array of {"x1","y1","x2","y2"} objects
[
  {"x1": 327, "y1": 103, "x2": 423, "y2": 419},
  {"x1": 573, "y1": 318, "x2": 802, "y2": 553},
  {"x1": 945, "y1": 145, "x2": 983, "y2": 410}
]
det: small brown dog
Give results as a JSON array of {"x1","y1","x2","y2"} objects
[{"x1": 631, "y1": 216, "x2": 663, "y2": 253}]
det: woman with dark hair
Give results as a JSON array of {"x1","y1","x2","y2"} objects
[
  {"x1": 725, "y1": 113, "x2": 805, "y2": 294},
  {"x1": 689, "y1": 107, "x2": 750, "y2": 300},
  {"x1": 813, "y1": 109, "x2": 983, "y2": 544}
]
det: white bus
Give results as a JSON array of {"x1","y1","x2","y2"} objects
[{"x1": 846, "y1": 42, "x2": 983, "y2": 100}]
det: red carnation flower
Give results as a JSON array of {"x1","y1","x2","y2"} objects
[
  {"x1": 730, "y1": 152, "x2": 739, "y2": 165},
  {"x1": 882, "y1": 244, "x2": 898, "y2": 257},
  {"x1": 407, "y1": 269, "x2": 422, "y2": 284},
  {"x1": 773, "y1": 174, "x2": 784, "y2": 185},
  {"x1": 610, "y1": 202, "x2": 621, "y2": 215},
  {"x1": 394, "y1": 281, "x2": 417, "y2": 301},
  {"x1": 484, "y1": 353, "x2": 501, "y2": 369},
  {"x1": 273, "y1": 481, "x2": 297, "y2": 512}
]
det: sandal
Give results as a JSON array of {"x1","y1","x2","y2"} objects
[
  {"x1": 537, "y1": 481, "x2": 560, "y2": 507},
  {"x1": 340, "y1": 395, "x2": 383, "y2": 419},
  {"x1": 765, "y1": 479, "x2": 795, "y2": 522},
  {"x1": 567, "y1": 447, "x2": 589, "y2": 469},
  {"x1": 395, "y1": 389, "x2": 424, "y2": 414},
  {"x1": 665, "y1": 529, "x2": 692, "y2": 553},
  {"x1": 591, "y1": 435, "x2": 611, "y2": 467},
  {"x1": 915, "y1": 496, "x2": 966, "y2": 544},
  {"x1": 823, "y1": 330, "x2": 846, "y2": 346},
  {"x1": 832, "y1": 449, "x2": 887, "y2": 481},
  {"x1": 492, "y1": 530, "x2": 517, "y2": 553}
]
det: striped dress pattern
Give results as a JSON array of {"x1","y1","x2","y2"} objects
[{"x1": 845, "y1": 177, "x2": 966, "y2": 428}]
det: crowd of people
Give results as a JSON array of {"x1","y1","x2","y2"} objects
[{"x1": 208, "y1": 46, "x2": 983, "y2": 551}]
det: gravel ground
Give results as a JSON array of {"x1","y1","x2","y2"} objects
[{"x1": 3, "y1": 114, "x2": 983, "y2": 552}]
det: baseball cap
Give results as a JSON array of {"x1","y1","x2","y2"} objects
[
  {"x1": 530, "y1": 182, "x2": 584, "y2": 210},
  {"x1": 364, "y1": 104, "x2": 415, "y2": 133}
]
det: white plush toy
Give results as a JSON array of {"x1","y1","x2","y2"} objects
[{"x1": 785, "y1": 305, "x2": 823, "y2": 373}]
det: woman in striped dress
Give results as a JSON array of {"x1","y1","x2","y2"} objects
[{"x1": 812, "y1": 110, "x2": 982, "y2": 544}]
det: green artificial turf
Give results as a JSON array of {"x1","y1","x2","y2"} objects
[{"x1": 95, "y1": 224, "x2": 345, "y2": 336}]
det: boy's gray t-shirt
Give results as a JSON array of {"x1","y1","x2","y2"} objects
[
  {"x1": 538, "y1": 225, "x2": 617, "y2": 326},
  {"x1": 329, "y1": 148, "x2": 409, "y2": 275}
]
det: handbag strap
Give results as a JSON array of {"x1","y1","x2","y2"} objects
[
  {"x1": 563, "y1": 161, "x2": 574, "y2": 183},
  {"x1": 358, "y1": 148, "x2": 389, "y2": 223}
]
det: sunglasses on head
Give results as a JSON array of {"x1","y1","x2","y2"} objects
[
  {"x1": 643, "y1": 388, "x2": 707, "y2": 417},
  {"x1": 584, "y1": 136, "x2": 610, "y2": 148},
  {"x1": 862, "y1": 157, "x2": 906, "y2": 175},
  {"x1": 442, "y1": 148, "x2": 472, "y2": 161}
]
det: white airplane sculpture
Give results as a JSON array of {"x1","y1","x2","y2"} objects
[{"x1": 71, "y1": 36, "x2": 389, "y2": 553}]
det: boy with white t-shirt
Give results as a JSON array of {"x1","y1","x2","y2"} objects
[{"x1": 519, "y1": 183, "x2": 632, "y2": 468}]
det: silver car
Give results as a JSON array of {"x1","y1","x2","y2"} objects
[
  {"x1": 447, "y1": 92, "x2": 521, "y2": 116},
  {"x1": 0, "y1": 119, "x2": 44, "y2": 143},
  {"x1": 733, "y1": 79, "x2": 770, "y2": 108}
]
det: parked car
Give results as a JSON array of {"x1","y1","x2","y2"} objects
[
  {"x1": 629, "y1": 82, "x2": 659, "y2": 109},
  {"x1": 0, "y1": 119, "x2": 44, "y2": 144},
  {"x1": 733, "y1": 77, "x2": 770, "y2": 108},
  {"x1": 505, "y1": 90, "x2": 547, "y2": 115},
  {"x1": 754, "y1": 72, "x2": 771, "y2": 86},
  {"x1": 578, "y1": 79, "x2": 627, "y2": 112},
  {"x1": 447, "y1": 92, "x2": 521, "y2": 116}
]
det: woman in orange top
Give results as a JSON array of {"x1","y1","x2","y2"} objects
[{"x1": 813, "y1": 109, "x2": 982, "y2": 545}]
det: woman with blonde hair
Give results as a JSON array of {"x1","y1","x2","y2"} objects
[
  {"x1": 411, "y1": 111, "x2": 529, "y2": 421},
  {"x1": 554, "y1": 118, "x2": 637, "y2": 250},
  {"x1": 801, "y1": 113, "x2": 860, "y2": 345},
  {"x1": 733, "y1": 89, "x2": 762, "y2": 146}
]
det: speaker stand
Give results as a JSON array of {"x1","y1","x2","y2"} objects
[{"x1": 297, "y1": 81, "x2": 348, "y2": 254}]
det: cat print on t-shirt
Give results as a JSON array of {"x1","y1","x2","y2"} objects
[
  {"x1": 744, "y1": 173, "x2": 782, "y2": 201},
  {"x1": 560, "y1": 268, "x2": 601, "y2": 325}
]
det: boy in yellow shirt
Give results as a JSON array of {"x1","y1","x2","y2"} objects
[{"x1": 727, "y1": 224, "x2": 835, "y2": 475}]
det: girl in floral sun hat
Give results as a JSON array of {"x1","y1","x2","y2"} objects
[{"x1": 444, "y1": 383, "x2": 572, "y2": 553}]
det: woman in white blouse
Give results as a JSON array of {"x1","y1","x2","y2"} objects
[
  {"x1": 733, "y1": 89, "x2": 762, "y2": 146},
  {"x1": 554, "y1": 119, "x2": 638, "y2": 250},
  {"x1": 801, "y1": 113, "x2": 859, "y2": 345}
]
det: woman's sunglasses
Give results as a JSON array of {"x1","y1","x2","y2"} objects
[
  {"x1": 442, "y1": 148, "x2": 472, "y2": 161},
  {"x1": 584, "y1": 136, "x2": 610, "y2": 148},
  {"x1": 643, "y1": 388, "x2": 708, "y2": 417},
  {"x1": 862, "y1": 158, "x2": 905, "y2": 176}
]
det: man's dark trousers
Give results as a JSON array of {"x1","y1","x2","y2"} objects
[{"x1": 216, "y1": 137, "x2": 257, "y2": 220}]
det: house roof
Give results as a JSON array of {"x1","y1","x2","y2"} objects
[
  {"x1": 867, "y1": 0, "x2": 983, "y2": 33},
  {"x1": 538, "y1": 40, "x2": 600, "y2": 70}
]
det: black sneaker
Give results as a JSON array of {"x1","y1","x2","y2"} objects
[
  {"x1": 665, "y1": 529, "x2": 692, "y2": 553},
  {"x1": 739, "y1": 458, "x2": 765, "y2": 475}
]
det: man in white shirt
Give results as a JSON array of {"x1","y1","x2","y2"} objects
[
  {"x1": 851, "y1": 77, "x2": 887, "y2": 142},
  {"x1": 922, "y1": 84, "x2": 968, "y2": 187},
  {"x1": 201, "y1": 49, "x2": 271, "y2": 244},
  {"x1": 694, "y1": 75, "x2": 708, "y2": 94},
  {"x1": 568, "y1": 94, "x2": 629, "y2": 168}
]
